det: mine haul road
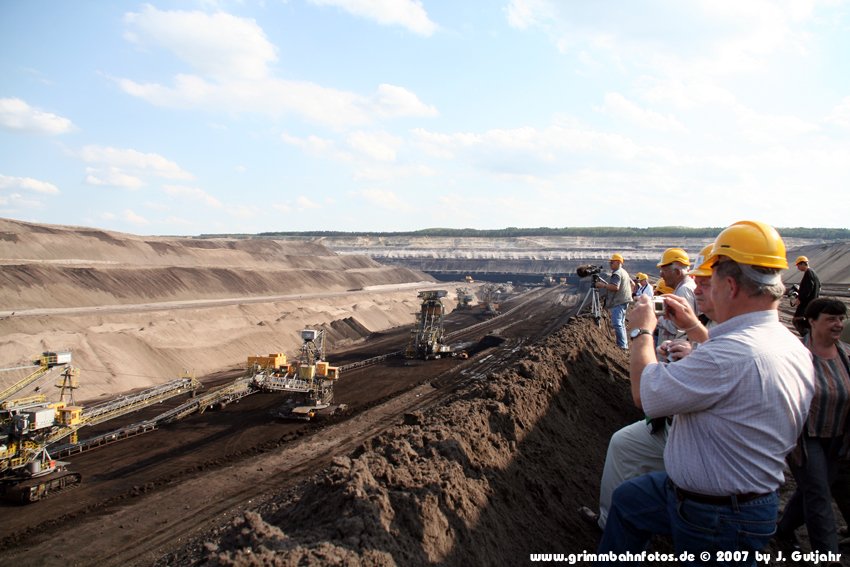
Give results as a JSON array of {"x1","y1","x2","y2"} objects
[
  {"x1": 0, "y1": 281, "x2": 436, "y2": 319},
  {"x1": 0, "y1": 285, "x2": 577, "y2": 567}
]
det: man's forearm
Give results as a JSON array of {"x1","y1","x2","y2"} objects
[{"x1": 629, "y1": 334, "x2": 655, "y2": 409}]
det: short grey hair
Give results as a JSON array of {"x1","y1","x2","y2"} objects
[{"x1": 713, "y1": 258, "x2": 785, "y2": 300}]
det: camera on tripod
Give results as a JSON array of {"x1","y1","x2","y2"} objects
[{"x1": 576, "y1": 264, "x2": 604, "y2": 279}]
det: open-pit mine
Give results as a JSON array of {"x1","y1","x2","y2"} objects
[{"x1": 1, "y1": 217, "x2": 848, "y2": 566}]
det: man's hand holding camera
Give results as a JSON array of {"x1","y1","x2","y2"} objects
[
  {"x1": 657, "y1": 294, "x2": 709, "y2": 343},
  {"x1": 658, "y1": 339, "x2": 693, "y2": 362},
  {"x1": 629, "y1": 294, "x2": 657, "y2": 334}
]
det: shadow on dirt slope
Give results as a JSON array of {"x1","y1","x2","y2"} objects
[{"x1": 181, "y1": 317, "x2": 643, "y2": 565}]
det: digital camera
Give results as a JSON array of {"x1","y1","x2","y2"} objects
[{"x1": 653, "y1": 297, "x2": 666, "y2": 314}]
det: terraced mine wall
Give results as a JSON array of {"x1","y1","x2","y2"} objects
[{"x1": 313, "y1": 234, "x2": 850, "y2": 284}]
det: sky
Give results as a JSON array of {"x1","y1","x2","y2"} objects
[{"x1": 1, "y1": 1, "x2": 849, "y2": 236}]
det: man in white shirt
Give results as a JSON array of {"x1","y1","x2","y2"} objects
[{"x1": 598, "y1": 221, "x2": 815, "y2": 564}]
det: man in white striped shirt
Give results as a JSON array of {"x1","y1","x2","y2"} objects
[{"x1": 598, "y1": 221, "x2": 815, "y2": 566}]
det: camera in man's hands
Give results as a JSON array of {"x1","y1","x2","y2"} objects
[
  {"x1": 653, "y1": 297, "x2": 666, "y2": 314},
  {"x1": 576, "y1": 264, "x2": 603, "y2": 278}
]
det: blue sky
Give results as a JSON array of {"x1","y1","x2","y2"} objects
[{"x1": 1, "y1": 1, "x2": 849, "y2": 235}]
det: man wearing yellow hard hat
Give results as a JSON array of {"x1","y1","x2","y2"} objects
[
  {"x1": 599, "y1": 220, "x2": 815, "y2": 560},
  {"x1": 654, "y1": 277, "x2": 674, "y2": 295},
  {"x1": 792, "y1": 255, "x2": 821, "y2": 335},
  {"x1": 633, "y1": 272, "x2": 653, "y2": 300},
  {"x1": 655, "y1": 247, "x2": 697, "y2": 345},
  {"x1": 595, "y1": 253, "x2": 633, "y2": 349},
  {"x1": 580, "y1": 249, "x2": 715, "y2": 534}
]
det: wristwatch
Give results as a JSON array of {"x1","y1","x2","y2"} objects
[{"x1": 629, "y1": 328, "x2": 652, "y2": 340}]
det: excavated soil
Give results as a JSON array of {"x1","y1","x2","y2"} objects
[
  {"x1": 0, "y1": 218, "x2": 438, "y2": 400},
  {"x1": 171, "y1": 318, "x2": 642, "y2": 566}
]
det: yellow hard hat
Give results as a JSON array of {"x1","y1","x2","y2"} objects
[
  {"x1": 610, "y1": 253, "x2": 624, "y2": 263},
  {"x1": 657, "y1": 247, "x2": 690, "y2": 268},
  {"x1": 795, "y1": 256, "x2": 809, "y2": 265},
  {"x1": 706, "y1": 220, "x2": 788, "y2": 269},
  {"x1": 690, "y1": 244, "x2": 714, "y2": 277},
  {"x1": 655, "y1": 277, "x2": 674, "y2": 295},
  {"x1": 635, "y1": 272, "x2": 648, "y2": 281}
]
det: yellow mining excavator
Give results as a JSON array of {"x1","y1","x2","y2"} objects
[
  {"x1": 405, "y1": 290, "x2": 453, "y2": 359},
  {"x1": 0, "y1": 398, "x2": 82, "y2": 503},
  {"x1": 252, "y1": 330, "x2": 343, "y2": 420}
]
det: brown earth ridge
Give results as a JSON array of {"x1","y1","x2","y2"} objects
[{"x1": 0, "y1": 217, "x2": 438, "y2": 401}]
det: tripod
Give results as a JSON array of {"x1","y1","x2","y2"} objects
[{"x1": 576, "y1": 277, "x2": 604, "y2": 325}]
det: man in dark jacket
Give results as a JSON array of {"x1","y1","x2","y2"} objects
[{"x1": 792, "y1": 255, "x2": 821, "y2": 335}]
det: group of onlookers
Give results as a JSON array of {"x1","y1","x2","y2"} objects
[{"x1": 580, "y1": 221, "x2": 849, "y2": 566}]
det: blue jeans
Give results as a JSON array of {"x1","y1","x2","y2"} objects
[
  {"x1": 610, "y1": 303, "x2": 628, "y2": 349},
  {"x1": 599, "y1": 471, "x2": 778, "y2": 566}
]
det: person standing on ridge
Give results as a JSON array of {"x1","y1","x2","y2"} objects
[
  {"x1": 792, "y1": 255, "x2": 821, "y2": 336},
  {"x1": 596, "y1": 253, "x2": 632, "y2": 350}
]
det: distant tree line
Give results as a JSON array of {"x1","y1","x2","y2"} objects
[{"x1": 199, "y1": 226, "x2": 850, "y2": 240}]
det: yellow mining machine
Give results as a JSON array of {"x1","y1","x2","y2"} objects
[
  {"x1": 0, "y1": 397, "x2": 82, "y2": 503},
  {"x1": 1, "y1": 349, "x2": 204, "y2": 502},
  {"x1": 0, "y1": 350, "x2": 81, "y2": 502},
  {"x1": 405, "y1": 290, "x2": 453, "y2": 359},
  {"x1": 252, "y1": 330, "x2": 343, "y2": 420},
  {"x1": 0, "y1": 351, "x2": 72, "y2": 403},
  {"x1": 477, "y1": 284, "x2": 502, "y2": 317},
  {"x1": 455, "y1": 287, "x2": 474, "y2": 309}
]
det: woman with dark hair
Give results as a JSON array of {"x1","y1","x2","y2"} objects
[{"x1": 777, "y1": 298, "x2": 850, "y2": 555}]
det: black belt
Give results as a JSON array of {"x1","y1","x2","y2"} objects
[{"x1": 671, "y1": 482, "x2": 769, "y2": 506}]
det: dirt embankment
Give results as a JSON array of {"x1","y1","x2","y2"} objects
[
  {"x1": 182, "y1": 318, "x2": 641, "y2": 566},
  {"x1": 0, "y1": 218, "x2": 425, "y2": 309},
  {"x1": 0, "y1": 218, "x2": 437, "y2": 401}
]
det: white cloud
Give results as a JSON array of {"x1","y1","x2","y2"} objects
[
  {"x1": 296, "y1": 196, "x2": 320, "y2": 210},
  {"x1": 641, "y1": 78, "x2": 737, "y2": 110},
  {"x1": 124, "y1": 5, "x2": 277, "y2": 80},
  {"x1": 505, "y1": 0, "x2": 823, "y2": 79},
  {"x1": 505, "y1": 0, "x2": 555, "y2": 31},
  {"x1": 346, "y1": 130, "x2": 402, "y2": 161},
  {"x1": 162, "y1": 185, "x2": 223, "y2": 208},
  {"x1": 412, "y1": 124, "x2": 640, "y2": 166},
  {"x1": 354, "y1": 188, "x2": 413, "y2": 211},
  {"x1": 0, "y1": 193, "x2": 45, "y2": 211},
  {"x1": 123, "y1": 209, "x2": 149, "y2": 225},
  {"x1": 79, "y1": 145, "x2": 193, "y2": 181},
  {"x1": 227, "y1": 204, "x2": 263, "y2": 219},
  {"x1": 0, "y1": 97, "x2": 74, "y2": 135},
  {"x1": 371, "y1": 84, "x2": 438, "y2": 119},
  {"x1": 117, "y1": 8, "x2": 437, "y2": 127},
  {"x1": 85, "y1": 167, "x2": 145, "y2": 189},
  {"x1": 145, "y1": 200, "x2": 170, "y2": 212},
  {"x1": 828, "y1": 96, "x2": 850, "y2": 128},
  {"x1": 598, "y1": 92, "x2": 687, "y2": 133},
  {"x1": 733, "y1": 106, "x2": 819, "y2": 144},
  {"x1": 308, "y1": 0, "x2": 438, "y2": 36},
  {"x1": 0, "y1": 174, "x2": 60, "y2": 194},
  {"x1": 353, "y1": 163, "x2": 435, "y2": 182},
  {"x1": 118, "y1": 75, "x2": 435, "y2": 128},
  {"x1": 281, "y1": 133, "x2": 353, "y2": 161}
]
